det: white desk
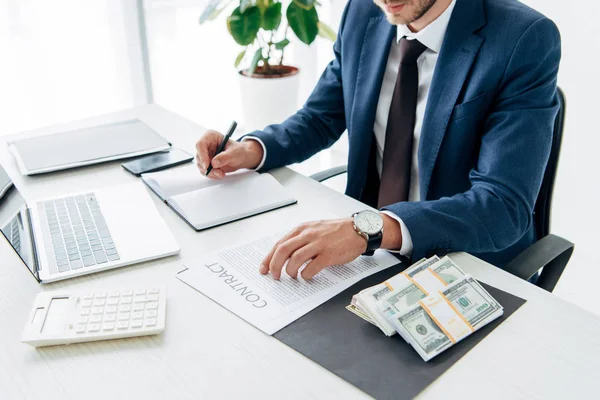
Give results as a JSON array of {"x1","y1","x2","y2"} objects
[{"x1": 1, "y1": 105, "x2": 599, "y2": 400}]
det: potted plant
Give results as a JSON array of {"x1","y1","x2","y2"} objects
[{"x1": 199, "y1": 0, "x2": 336, "y2": 129}]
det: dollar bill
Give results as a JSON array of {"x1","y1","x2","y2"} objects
[
  {"x1": 440, "y1": 276, "x2": 503, "y2": 329},
  {"x1": 379, "y1": 280, "x2": 428, "y2": 319},
  {"x1": 391, "y1": 304, "x2": 453, "y2": 361},
  {"x1": 345, "y1": 304, "x2": 376, "y2": 326},
  {"x1": 430, "y1": 256, "x2": 466, "y2": 285},
  {"x1": 404, "y1": 255, "x2": 440, "y2": 277}
]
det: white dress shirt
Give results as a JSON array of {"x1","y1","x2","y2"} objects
[{"x1": 246, "y1": 0, "x2": 456, "y2": 256}]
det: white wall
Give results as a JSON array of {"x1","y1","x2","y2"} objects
[{"x1": 0, "y1": 0, "x2": 145, "y2": 135}]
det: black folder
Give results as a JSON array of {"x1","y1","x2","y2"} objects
[{"x1": 274, "y1": 266, "x2": 526, "y2": 400}]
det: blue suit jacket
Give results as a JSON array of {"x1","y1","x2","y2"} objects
[{"x1": 248, "y1": 0, "x2": 561, "y2": 267}]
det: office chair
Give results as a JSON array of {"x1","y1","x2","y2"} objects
[{"x1": 310, "y1": 87, "x2": 573, "y2": 292}]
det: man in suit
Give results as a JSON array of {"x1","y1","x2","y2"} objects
[{"x1": 195, "y1": 0, "x2": 561, "y2": 280}]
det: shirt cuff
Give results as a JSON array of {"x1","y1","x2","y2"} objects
[
  {"x1": 380, "y1": 210, "x2": 414, "y2": 257},
  {"x1": 241, "y1": 136, "x2": 267, "y2": 171}
]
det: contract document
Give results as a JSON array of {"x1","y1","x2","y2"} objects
[{"x1": 177, "y1": 233, "x2": 400, "y2": 334}]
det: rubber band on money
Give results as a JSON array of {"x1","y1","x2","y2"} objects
[
  {"x1": 384, "y1": 281, "x2": 393, "y2": 291},
  {"x1": 429, "y1": 270, "x2": 449, "y2": 287},
  {"x1": 418, "y1": 300, "x2": 457, "y2": 344},
  {"x1": 438, "y1": 291, "x2": 475, "y2": 333},
  {"x1": 406, "y1": 275, "x2": 429, "y2": 296}
]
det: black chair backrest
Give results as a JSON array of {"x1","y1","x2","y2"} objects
[{"x1": 533, "y1": 87, "x2": 566, "y2": 239}]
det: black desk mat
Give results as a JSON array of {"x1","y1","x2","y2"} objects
[{"x1": 274, "y1": 266, "x2": 526, "y2": 400}]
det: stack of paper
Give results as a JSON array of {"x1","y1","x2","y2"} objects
[{"x1": 347, "y1": 256, "x2": 504, "y2": 361}]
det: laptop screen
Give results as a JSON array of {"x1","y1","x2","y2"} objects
[{"x1": 0, "y1": 165, "x2": 38, "y2": 281}]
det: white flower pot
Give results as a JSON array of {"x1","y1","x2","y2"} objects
[{"x1": 238, "y1": 65, "x2": 300, "y2": 131}]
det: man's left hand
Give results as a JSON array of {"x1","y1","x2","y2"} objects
[{"x1": 259, "y1": 218, "x2": 367, "y2": 280}]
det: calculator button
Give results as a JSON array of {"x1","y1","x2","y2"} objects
[
  {"x1": 133, "y1": 295, "x2": 148, "y2": 303},
  {"x1": 109, "y1": 292, "x2": 120, "y2": 298},
  {"x1": 78, "y1": 316, "x2": 89, "y2": 324},
  {"x1": 102, "y1": 323, "x2": 115, "y2": 331},
  {"x1": 122, "y1": 290, "x2": 133, "y2": 297},
  {"x1": 145, "y1": 310, "x2": 158, "y2": 318},
  {"x1": 92, "y1": 307, "x2": 104, "y2": 315},
  {"x1": 146, "y1": 302, "x2": 158, "y2": 310},
  {"x1": 93, "y1": 299, "x2": 106, "y2": 306},
  {"x1": 134, "y1": 289, "x2": 146, "y2": 296},
  {"x1": 106, "y1": 306, "x2": 118, "y2": 314},
  {"x1": 95, "y1": 292, "x2": 107, "y2": 299},
  {"x1": 80, "y1": 308, "x2": 91, "y2": 316},
  {"x1": 83, "y1": 294, "x2": 94, "y2": 301},
  {"x1": 132, "y1": 304, "x2": 144, "y2": 312},
  {"x1": 104, "y1": 314, "x2": 116, "y2": 322},
  {"x1": 148, "y1": 288, "x2": 160, "y2": 295},
  {"x1": 131, "y1": 320, "x2": 143, "y2": 328},
  {"x1": 90, "y1": 315, "x2": 102, "y2": 323},
  {"x1": 116, "y1": 321, "x2": 129, "y2": 330},
  {"x1": 147, "y1": 294, "x2": 159, "y2": 302},
  {"x1": 132, "y1": 311, "x2": 144, "y2": 320},
  {"x1": 82, "y1": 300, "x2": 93, "y2": 307},
  {"x1": 107, "y1": 298, "x2": 119, "y2": 306},
  {"x1": 88, "y1": 323, "x2": 100, "y2": 332},
  {"x1": 120, "y1": 297, "x2": 132, "y2": 304},
  {"x1": 118, "y1": 313, "x2": 130, "y2": 321},
  {"x1": 75, "y1": 324, "x2": 86, "y2": 333},
  {"x1": 144, "y1": 318, "x2": 157, "y2": 327},
  {"x1": 118, "y1": 305, "x2": 131, "y2": 313}
]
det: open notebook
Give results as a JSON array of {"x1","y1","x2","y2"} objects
[{"x1": 141, "y1": 164, "x2": 297, "y2": 231}]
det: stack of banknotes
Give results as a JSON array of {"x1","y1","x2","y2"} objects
[{"x1": 346, "y1": 256, "x2": 504, "y2": 361}]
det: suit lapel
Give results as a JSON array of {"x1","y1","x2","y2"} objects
[
  {"x1": 348, "y1": 16, "x2": 395, "y2": 196},
  {"x1": 418, "y1": 0, "x2": 486, "y2": 200}
]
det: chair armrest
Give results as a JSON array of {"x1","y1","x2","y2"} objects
[
  {"x1": 504, "y1": 234, "x2": 574, "y2": 292},
  {"x1": 309, "y1": 165, "x2": 348, "y2": 183}
]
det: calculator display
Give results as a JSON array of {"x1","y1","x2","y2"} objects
[{"x1": 42, "y1": 298, "x2": 70, "y2": 334}]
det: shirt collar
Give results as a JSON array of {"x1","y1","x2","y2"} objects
[{"x1": 396, "y1": 0, "x2": 457, "y2": 53}]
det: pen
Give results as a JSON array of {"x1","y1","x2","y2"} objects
[{"x1": 206, "y1": 120, "x2": 238, "y2": 176}]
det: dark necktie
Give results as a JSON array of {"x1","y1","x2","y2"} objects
[{"x1": 378, "y1": 38, "x2": 427, "y2": 208}]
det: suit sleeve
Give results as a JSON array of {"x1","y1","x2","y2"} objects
[
  {"x1": 382, "y1": 18, "x2": 562, "y2": 261},
  {"x1": 241, "y1": 1, "x2": 352, "y2": 171}
]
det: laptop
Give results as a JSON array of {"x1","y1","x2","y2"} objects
[
  {"x1": 0, "y1": 164, "x2": 180, "y2": 283},
  {"x1": 8, "y1": 119, "x2": 171, "y2": 176}
]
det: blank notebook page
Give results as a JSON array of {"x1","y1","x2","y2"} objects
[
  {"x1": 168, "y1": 173, "x2": 296, "y2": 231},
  {"x1": 142, "y1": 164, "x2": 256, "y2": 200}
]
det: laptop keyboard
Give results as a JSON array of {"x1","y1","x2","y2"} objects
[{"x1": 44, "y1": 194, "x2": 120, "y2": 273}]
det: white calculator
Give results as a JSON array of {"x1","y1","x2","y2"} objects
[{"x1": 22, "y1": 287, "x2": 166, "y2": 347}]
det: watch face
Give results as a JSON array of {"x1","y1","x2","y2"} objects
[{"x1": 355, "y1": 210, "x2": 383, "y2": 236}]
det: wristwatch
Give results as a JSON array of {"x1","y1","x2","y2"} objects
[{"x1": 352, "y1": 210, "x2": 384, "y2": 256}]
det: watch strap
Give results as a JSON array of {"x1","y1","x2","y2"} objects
[{"x1": 363, "y1": 231, "x2": 383, "y2": 256}]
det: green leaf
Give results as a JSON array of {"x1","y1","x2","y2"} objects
[
  {"x1": 317, "y1": 21, "x2": 336, "y2": 41},
  {"x1": 274, "y1": 38, "x2": 290, "y2": 50},
  {"x1": 227, "y1": 6, "x2": 261, "y2": 46},
  {"x1": 248, "y1": 48, "x2": 263, "y2": 75},
  {"x1": 199, "y1": 0, "x2": 232, "y2": 24},
  {"x1": 292, "y1": 0, "x2": 316, "y2": 11},
  {"x1": 286, "y1": 2, "x2": 319, "y2": 45},
  {"x1": 240, "y1": 0, "x2": 254, "y2": 14},
  {"x1": 261, "y1": 2, "x2": 282, "y2": 30},
  {"x1": 256, "y1": 0, "x2": 272, "y2": 12},
  {"x1": 234, "y1": 49, "x2": 246, "y2": 68}
]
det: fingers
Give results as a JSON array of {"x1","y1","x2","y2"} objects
[
  {"x1": 260, "y1": 225, "x2": 305, "y2": 273},
  {"x1": 195, "y1": 130, "x2": 222, "y2": 167},
  {"x1": 264, "y1": 236, "x2": 309, "y2": 280},
  {"x1": 285, "y1": 244, "x2": 319, "y2": 279},
  {"x1": 301, "y1": 256, "x2": 328, "y2": 280}
]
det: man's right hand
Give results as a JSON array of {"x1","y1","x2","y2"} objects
[{"x1": 195, "y1": 130, "x2": 264, "y2": 179}]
